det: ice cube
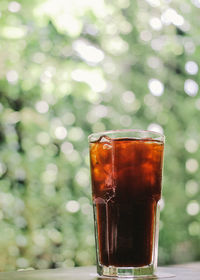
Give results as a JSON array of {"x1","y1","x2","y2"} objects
[
  {"x1": 103, "y1": 144, "x2": 112, "y2": 150},
  {"x1": 99, "y1": 135, "x2": 112, "y2": 143},
  {"x1": 105, "y1": 189, "x2": 116, "y2": 203}
]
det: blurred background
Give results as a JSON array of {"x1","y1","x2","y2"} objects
[{"x1": 0, "y1": 0, "x2": 200, "y2": 271}]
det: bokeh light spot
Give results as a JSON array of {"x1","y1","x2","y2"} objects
[
  {"x1": 48, "y1": 229, "x2": 62, "y2": 244},
  {"x1": 32, "y1": 52, "x2": 46, "y2": 64},
  {"x1": 35, "y1": 101, "x2": 49, "y2": 114},
  {"x1": 15, "y1": 216, "x2": 27, "y2": 229},
  {"x1": 66, "y1": 200, "x2": 80, "y2": 213},
  {"x1": 71, "y1": 69, "x2": 106, "y2": 92},
  {"x1": 122, "y1": 91, "x2": 135, "y2": 103},
  {"x1": 140, "y1": 30, "x2": 152, "y2": 42},
  {"x1": 7, "y1": 111, "x2": 20, "y2": 124},
  {"x1": 16, "y1": 235, "x2": 27, "y2": 247},
  {"x1": 55, "y1": 126, "x2": 67, "y2": 140},
  {"x1": 185, "y1": 139, "x2": 198, "y2": 153},
  {"x1": 42, "y1": 164, "x2": 58, "y2": 184},
  {"x1": 68, "y1": 127, "x2": 84, "y2": 142},
  {"x1": 148, "y1": 79, "x2": 164, "y2": 96},
  {"x1": 67, "y1": 150, "x2": 81, "y2": 164},
  {"x1": 147, "y1": 56, "x2": 161, "y2": 69},
  {"x1": 92, "y1": 122, "x2": 106, "y2": 132},
  {"x1": 37, "y1": 132, "x2": 50, "y2": 146},
  {"x1": 185, "y1": 61, "x2": 198, "y2": 75},
  {"x1": 61, "y1": 141, "x2": 74, "y2": 155},
  {"x1": 161, "y1": 8, "x2": 184, "y2": 26},
  {"x1": 120, "y1": 21, "x2": 132, "y2": 34},
  {"x1": 185, "y1": 180, "x2": 199, "y2": 197},
  {"x1": 184, "y1": 79, "x2": 198, "y2": 96},
  {"x1": 8, "y1": 1, "x2": 21, "y2": 13},
  {"x1": 6, "y1": 70, "x2": 18, "y2": 84},
  {"x1": 189, "y1": 222, "x2": 200, "y2": 236},
  {"x1": 62, "y1": 112, "x2": 76, "y2": 125},
  {"x1": 81, "y1": 203, "x2": 92, "y2": 215},
  {"x1": 191, "y1": 0, "x2": 200, "y2": 8},
  {"x1": 16, "y1": 258, "x2": 29, "y2": 268},
  {"x1": 75, "y1": 168, "x2": 89, "y2": 188},
  {"x1": 120, "y1": 115, "x2": 132, "y2": 127},
  {"x1": 2, "y1": 26, "x2": 26, "y2": 39},
  {"x1": 186, "y1": 158, "x2": 199, "y2": 173},
  {"x1": 184, "y1": 41, "x2": 195, "y2": 54},
  {"x1": 33, "y1": 232, "x2": 46, "y2": 247},
  {"x1": 186, "y1": 201, "x2": 199, "y2": 216},
  {"x1": 151, "y1": 37, "x2": 164, "y2": 51},
  {"x1": 15, "y1": 169, "x2": 26, "y2": 181},
  {"x1": 73, "y1": 40, "x2": 104, "y2": 64},
  {"x1": 104, "y1": 36, "x2": 129, "y2": 55},
  {"x1": 94, "y1": 105, "x2": 108, "y2": 118},
  {"x1": 149, "y1": 17, "x2": 162, "y2": 30}
]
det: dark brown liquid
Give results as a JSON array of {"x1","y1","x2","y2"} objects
[{"x1": 90, "y1": 137, "x2": 164, "y2": 267}]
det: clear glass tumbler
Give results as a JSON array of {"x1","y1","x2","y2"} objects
[{"x1": 89, "y1": 129, "x2": 164, "y2": 277}]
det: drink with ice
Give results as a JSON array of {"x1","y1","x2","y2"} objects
[{"x1": 89, "y1": 130, "x2": 164, "y2": 277}]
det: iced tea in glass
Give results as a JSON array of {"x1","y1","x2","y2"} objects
[{"x1": 89, "y1": 130, "x2": 164, "y2": 277}]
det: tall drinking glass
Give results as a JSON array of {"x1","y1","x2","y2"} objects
[{"x1": 89, "y1": 130, "x2": 164, "y2": 277}]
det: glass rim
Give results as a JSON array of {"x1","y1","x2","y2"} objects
[{"x1": 88, "y1": 129, "x2": 165, "y2": 143}]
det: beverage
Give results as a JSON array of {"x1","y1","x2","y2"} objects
[{"x1": 89, "y1": 130, "x2": 164, "y2": 277}]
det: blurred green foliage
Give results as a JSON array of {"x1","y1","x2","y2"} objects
[{"x1": 0, "y1": 0, "x2": 200, "y2": 271}]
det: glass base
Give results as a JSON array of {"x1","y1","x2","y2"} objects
[{"x1": 98, "y1": 264, "x2": 155, "y2": 278}]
